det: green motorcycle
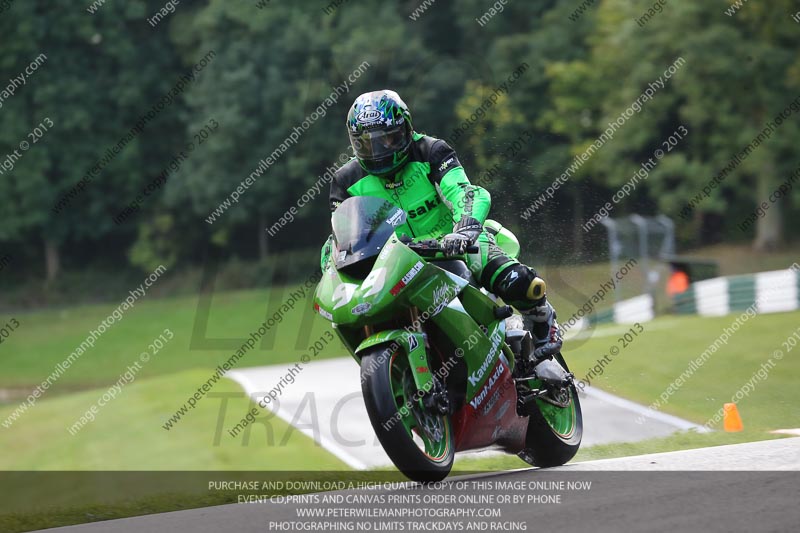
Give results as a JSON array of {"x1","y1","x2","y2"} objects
[{"x1": 314, "y1": 196, "x2": 582, "y2": 482}]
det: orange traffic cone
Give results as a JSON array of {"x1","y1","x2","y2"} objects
[{"x1": 723, "y1": 403, "x2": 743, "y2": 432}]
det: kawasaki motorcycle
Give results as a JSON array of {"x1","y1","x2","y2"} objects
[{"x1": 314, "y1": 196, "x2": 582, "y2": 482}]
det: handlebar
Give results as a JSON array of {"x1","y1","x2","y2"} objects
[{"x1": 407, "y1": 239, "x2": 479, "y2": 256}]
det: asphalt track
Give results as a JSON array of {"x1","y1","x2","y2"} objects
[{"x1": 36, "y1": 437, "x2": 800, "y2": 533}]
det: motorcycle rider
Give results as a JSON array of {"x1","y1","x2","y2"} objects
[{"x1": 321, "y1": 89, "x2": 562, "y2": 361}]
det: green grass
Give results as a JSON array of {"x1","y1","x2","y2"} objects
[
  {"x1": 0, "y1": 282, "x2": 355, "y2": 530},
  {"x1": 0, "y1": 368, "x2": 350, "y2": 530},
  {"x1": 456, "y1": 310, "x2": 800, "y2": 471},
  {"x1": 0, "y1": 366, "x2": 351, "y2": 531},
  {"x1": 0, "y1": 286, "x2": 341, "y2": 389},
  {"x1": 566, "y1": 311, "x2": 800, "y2": 429},
  {"x1": 0, "y1": 370, "x2": 346, "y2": 471}
]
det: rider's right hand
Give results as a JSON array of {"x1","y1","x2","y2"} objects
[{"x1": 441, "y1": 232, "x2": 472, "y2": 256}]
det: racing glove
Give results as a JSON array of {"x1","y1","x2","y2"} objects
[{"x1": 441, "y1": 216, "x2": 482, "y2": 256}]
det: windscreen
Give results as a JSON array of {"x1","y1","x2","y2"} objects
[{"x1": 331, "y1": 196, "x2": 406, "y2": 272}]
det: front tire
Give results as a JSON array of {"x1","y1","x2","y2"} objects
[{"x1": 360, "y1": 348, "x2": 454, "y2": 482}]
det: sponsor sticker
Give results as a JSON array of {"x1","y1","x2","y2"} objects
[
  {"x1": 387, "y1": 210, "x2": 404, "y2": 227},
  {"x1": 351, "y1": 302, "x2": 372, "y2": 315},
  {"x1": 468, "y1": 331, "x2": 503, "y2": 387},
  {"x1": 314, "y1": 303, "x2": 334, "y2": 321},
  {"x1": 390, "y1": 261, "x2": 424, "y2": 295},
  {"x1": 469, "y1": 360, "x2": 505, "y2": 409},
  {"x1": 356, "y1": 109, "x2": 381, "y2": 123},
  {"x1": 408, "y1": 335, "x2": 420, "y2": 352}
]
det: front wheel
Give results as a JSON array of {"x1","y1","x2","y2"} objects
[
  {"x1": 519, "y1": 353, "x2": 583, "y2": 467},
  {"x1": 360, "y1": 348, "x2": 454, "y2": 482}
]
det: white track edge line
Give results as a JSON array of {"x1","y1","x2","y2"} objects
[
  {"x1": 581, "y1": 385, "x2": 711, "y2": 433},
  {"x1": 224, "y1": 373, "x2": 369, "y2": 471}
]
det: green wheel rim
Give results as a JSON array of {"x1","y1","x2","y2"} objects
[
  {"x1": 535, "y1": 387, "x2": 577, "y2": 439},
  {"x1": 388, "y1": 352, "x2": 451, "y2": 463}
]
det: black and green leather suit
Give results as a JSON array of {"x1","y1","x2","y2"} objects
[{"x1": 321, "y1": 133, "x2": 545, "y2": 313}]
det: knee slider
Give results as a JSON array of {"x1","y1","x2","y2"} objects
[
  {"x1": 493, "y1": 264, "x2": 542, "y2": 303},
  {"x1": 527, "y1": 276, "x2": 546, "y2": 301}
]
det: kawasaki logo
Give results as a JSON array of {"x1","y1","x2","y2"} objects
[
  {"x1": 469, "y1": 361, "x2": 504, "y2": 409},
  {"x1": 468, "y1": 331, "x2": 502, "y2": 387},
  {"x1": 386, "y1": 210, "x2": 404, "y2": 227}
]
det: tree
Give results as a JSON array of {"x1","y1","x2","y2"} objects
[
  {"x1": 543, "y1": 0, "x2": 800, "y2": 250},
  {"x1": 0, "y1": 0, "x2": 183, "y2": 280}
]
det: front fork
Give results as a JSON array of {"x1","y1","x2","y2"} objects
[
  {"x1": 356, "y1": 308, "x2": 436, "y2": 407},
  {"x1": 405, "y1": 307, "x2": 451, "y2": 414},
  {"x1": 360, "y1": 308, "x2": 450, "y2": 416}
]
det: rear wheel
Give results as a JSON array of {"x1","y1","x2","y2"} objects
[
  {"x1": 360, "y1": 348, "x2": 454, "y2": 482},
  {"x1": 518, "y1": 353, "x2": 582, "y2": 467}
]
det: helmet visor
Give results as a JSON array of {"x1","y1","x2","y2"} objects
[{"x1": 349, "y1": 125, "x2": 409, "y2": 162}]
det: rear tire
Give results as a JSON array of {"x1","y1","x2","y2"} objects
[
  {"x1": 519, "y1": 353, "x2": 582, "y2": 467},
  {"x1": 360, "y1": 349, "x2": 454, "y2": 482}
]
